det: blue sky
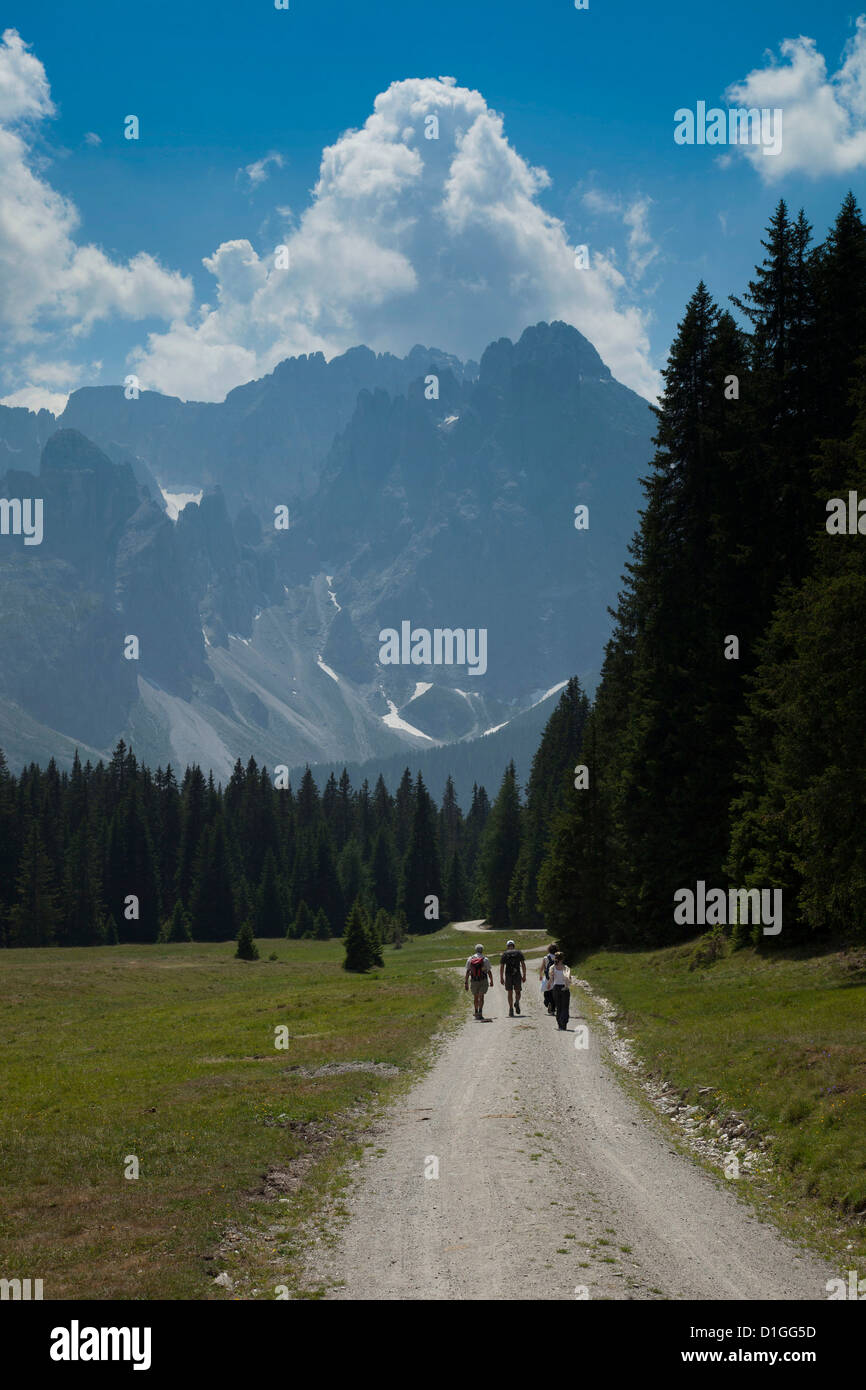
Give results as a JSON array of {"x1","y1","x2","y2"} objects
[{"x1": 1, "y1": 0, "x2": 864, "y2": 410}]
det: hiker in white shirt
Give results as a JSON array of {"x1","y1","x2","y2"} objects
[
  {"x1": 539, "y1": 942, "x2": 558, "y2": 1014},
  {"x1": 549, "y1": 951, "x2": 573, "y2": 1030}
]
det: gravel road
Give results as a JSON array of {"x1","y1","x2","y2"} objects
[{"x1": 307, "y1": 973, "x2": 835, "y2": 1300}]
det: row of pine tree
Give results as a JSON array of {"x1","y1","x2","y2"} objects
[
  {"x1": 0, "y1": 744, "x2": 498, "y2": 946},
  {"x1": 533, "y1": 192, "x2": 866, "y2": 955}
]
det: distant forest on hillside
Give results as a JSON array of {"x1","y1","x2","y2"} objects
[{"x1": 0, "y1": 743, "x2": 500, "y2": 946}]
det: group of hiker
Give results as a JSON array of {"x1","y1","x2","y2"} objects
[{"x1": 464, "y1": 940, "x2": 573, "y2": 1029}]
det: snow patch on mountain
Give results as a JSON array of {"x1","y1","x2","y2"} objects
[
  {"x1": 161, "y1": 488, "x2": 202, "y2": 520},
  {"x1": 382, "y1": 699, "x2": 434, "y2": 740},
  {"x1": 317, "y1": 655, "x2": 341, "y2": 683}
]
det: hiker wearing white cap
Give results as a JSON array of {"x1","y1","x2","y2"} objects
[
  {"x1": 499, "y1": 940, "x2": 526, "y2": 1017},
  {"x1": 464, "y1": 943, "x2": 494, "y2": 1019}
]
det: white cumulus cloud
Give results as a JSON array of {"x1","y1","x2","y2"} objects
[
  {"x1": 0, "y1": 29, "x2": 192, "y2": 401},
  {"x1": 725, "y1": 17, "x2": 866, "y2": 180},
  {"x1": 134, "y1": 76, "x2": 658, "y2": 401}
]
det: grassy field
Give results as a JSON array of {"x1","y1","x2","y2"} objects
[
  {"x1": 6, "y1": 926, "x2": 858, "y2": 1298},
  {"x1": 579, "y1": 936, "x2": 866, "y2": 1264},
  {"x1": 0, "y1": 929, "x2": 501, "y2": 1300}
]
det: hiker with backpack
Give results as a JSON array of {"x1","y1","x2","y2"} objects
[
  {"x1": 499, "y1": 939, "x2": 526, "y2": 1017},
  {"x1": 539, "y1": 943, "x2": 558, "y2": 1014},
  {"x1": 464, "y1": 943, "x2": 494, "y2": 1019},
  {"x1": 550, "y1": 952, "x2": 573, "y2": 1030}
]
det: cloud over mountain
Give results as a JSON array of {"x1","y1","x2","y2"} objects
[{"x1": 133, "y1": 76, "x2": 658, "y2": 401}]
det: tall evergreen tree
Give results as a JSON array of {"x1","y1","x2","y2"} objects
[
  {"x1": 369, "y1": 826, "x2": 398, "y2": 913},
  {"x1": 399, "y1": 772, "x2": 442, "y2": 933},
  {"x1": 8, "y1": 822, "x2": 60, "y2": 947},
  {"x1": 107, "y1": 790, "x2": 161, "y2": 943},
  {"x1": 394, "y1": 768, "x2": 415, "y2": 853},
  {"x1": 508, "y1": 678, "x2": 589, "y2": 928},
  {"x1": 189, "y1": 817, "x2": 239, "y2": 941},
  {"x1": 254, "y1": 848, "x2": 286, "y2": 937},
  {"x1": 342, "y1": 900, "x2": 378, "y2": 972},
  {"x1": 175, "y1": 765, "x2": 207, "y2": 909},
  {"x1": 463, "y1": 782, "x2": 491, "y2": 877},
  {"x1": 439, "y1": 775, "x2": 463, "y2": 863},
  {"x1": 59, "y1": 825, "x2": 112, "y2": 945},
  {"x1": 474, "y1": 762, "x2": 522, "y2": 928},
  {"x1": 444, "y1": 848, "x2": 470, "y2": 922},
  {"x1": 314, "y1": 824, "x2": 344, "y2": 930}
]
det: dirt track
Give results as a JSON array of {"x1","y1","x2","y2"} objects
[{"x1": 305, "y1": 969, "x2": 835, "y2": 1301}]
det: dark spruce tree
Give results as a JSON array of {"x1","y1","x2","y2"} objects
[
  {"x1": 537, "y1": 712, "x2": 611, "y2": 956},
  {"x1": 235, "y1": 919, "x2": 259, "y2": 961},
  {"x1": 160, "y1": 900, "x2": 192, "y2": 943},
  {"x1": 7, "y1": 821, "x2": 60, "y2": 947},
  {"x1": 463, "y1": 782, "x2": 491, "y2": 878},
  {"x1": 474, "y1": 762, "x2": 521, "y2": 928},
  {"x1": 398, "y1": 772, "x2": 443, "y2": 933},
  {"x1": 106, "y1": 789, "x2": 162, "y2": 944},
  {"x1": 342, "y1": 900, "x2": 377, "y2": 972},
  {"x1": 254, "y1": 848, "x2": 285, "y2": 937},
  {"x1": 508, "y1": 678, "x2": 589, "y2": 929},
  {"x1": 369, "y1": 826, "x2": 399, "y2": 913},
  {"x1": 444, "y1": 848, "x2": 470, "y2": 922},
  {"x1": 189, "y1": 817, "x2": 239, "y2": 941}
]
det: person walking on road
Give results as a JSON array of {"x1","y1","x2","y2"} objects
[
  {"x1": 499, "y1": 939, "x2": 526, "y2": 1016},
  {"x1": 550, "y1": 952, "x2": 573, "y2": 1030},
  {"x1": 465, "y1": 944, "x2": 494, "y2": 1019},
  {"x1": 540, "y1": 943, "x2": 558, "y2": 1014}
]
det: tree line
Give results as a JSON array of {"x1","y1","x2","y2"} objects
[
  {"x1": 532, "y1": 192, "x2": 866, "y2": 955},
  {"x1": 0, "y1": 744, "x2": 497, "y2": 948}
]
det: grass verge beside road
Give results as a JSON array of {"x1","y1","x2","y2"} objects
[{"x1": 580, "y1": 937, "x2": 866, "y2": 1270}]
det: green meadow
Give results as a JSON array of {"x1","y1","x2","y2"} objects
[
  {"x1": 0, "y1": 931, "x2": 491, "y2": 1300},
  {"x1": 3, "y1": 928, "x2": 861, "y2": 1299}
]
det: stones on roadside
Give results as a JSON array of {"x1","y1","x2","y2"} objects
[{"x1": 576, "y1": 977, "x2": 771, "y2": 1181}]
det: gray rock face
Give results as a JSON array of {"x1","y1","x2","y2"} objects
[
  {"x1": 55, "y1": 342, "x2": 478, "y2": 516},
  {"x1": 0, "y1": 323, "x2": 653, "y2": 780}
]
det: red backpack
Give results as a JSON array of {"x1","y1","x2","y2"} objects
[{"x1": 469, "y1": 953, "x2": 486, "y2": 981}]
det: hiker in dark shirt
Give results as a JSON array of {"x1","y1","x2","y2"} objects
[{"x1": 499, "y1": 939, "x2": 526, "y2": 1017}]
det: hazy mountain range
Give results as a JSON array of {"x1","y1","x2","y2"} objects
[{"x1": 0, "y1": 321, "x2": 653, "y2": 790}]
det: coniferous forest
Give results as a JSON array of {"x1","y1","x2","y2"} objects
[
  {"x1": 0, "y1": 745, "x2": 499, "y2": 948},
  {"x1": 537, "y1": 192, "x2": 866, "y2": 955},
  {"x1": 2, "y1": 193, "x2": 865, "y2": 959}
]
